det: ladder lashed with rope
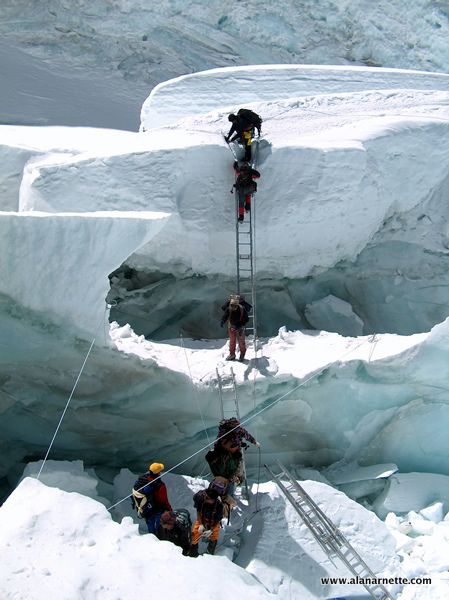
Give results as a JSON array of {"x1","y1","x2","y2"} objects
[
  {"x1": 216, "y1": 366, "x2": 249, "y2": 500},
  {"x1": 265, "y1": 461, "x2": 394, "y2": 600}
]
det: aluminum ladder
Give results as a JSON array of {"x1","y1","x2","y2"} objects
[
  {"x1": 265, "y1": 461, "x2": 394, "y2": 600},
  {"x1": 234, "y1": 137, "x2": 259, "y2": 341},
  {"x1": 216, "y1": 367, "x2": 249, "y2": 500}
]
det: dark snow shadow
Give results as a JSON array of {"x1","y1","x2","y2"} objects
[{"x1": 244, "y1": 356, "x2": 273, "y2": 380}]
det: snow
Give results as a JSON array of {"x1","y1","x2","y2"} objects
[
  {"x1": 0, "y1": 477, "x2": 272, "y2": 600},
  {"x1": 2, "y1": 465, "x2": 448, "y2": 600},
  {"x1": 2, "y1": 4, "x2": 449, "y2": 598},
  {"x1": 142, "y1": 64, "x2": 449, "y2": 129}
]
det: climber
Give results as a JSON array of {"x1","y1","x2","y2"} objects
[
  {"x1": 131, "y1": 462, "x2": 172, "y2": 534},
  {"x1": 157, "y1": 509, "x2": 192, "y2": 556},
  {"x1": 205, "y1": 443, "x2": 242, "y2": 483},
  {"x1": 225, "y1": 109, "x2": 262, "y2": 162},
  {"x1": 208, "y1": 418, "x2": 261, "y2": 496},
  {"x1": 215, "y1": 417, "x2": 260, "y2": 453},
  {"x1": 233, "y1": 160, "x2": 260, "y2": 222},
  {"x1": 189, "y1": 485, "x2": 224, "y2": 557},
  {"x1": 220, "y1": 295, "x2": 249, "y2": 361}
]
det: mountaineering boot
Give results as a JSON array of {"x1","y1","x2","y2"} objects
[
  {"x1": 226, "y1": 354, "x2": 236, "y2": 361},
  {"x1": 238, "y1": 215, "x2": 244, "y2": 222},
  {"x1": 188, "y1": 544, "x2": 199, "y2": 558},
  {"x1": 245, "y1": 195, "x2": 251, "y2": 212},
  {"x1": 238, "y1": 351, "x2": 246, "y2": 362},
  {"x1": 206, "y1": 540, "x2": 217, "y2": 555}
]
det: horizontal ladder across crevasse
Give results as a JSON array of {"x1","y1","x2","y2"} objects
[{"x1": 265, "y1": 462, "x2": 394, "y2": 600}]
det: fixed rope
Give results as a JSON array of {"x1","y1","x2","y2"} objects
[
  {"x1": 36, "y1": 336, "x2": 96, "y2": 480},
  {"x1": 36, "y1": 303, "x2": 110, "y2": 480},
  {"x1": 180, "y1": 333, "x2": 211, "y2": 448},
  {"x1": 108, "y1": 333, "x2": 373, "y2": 511}
]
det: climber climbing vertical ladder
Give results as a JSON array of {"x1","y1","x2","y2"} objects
[
  {"x1": 234, "y1": 137, "x2": 259, "y2": 342},
  {"x1": 215, "y1": 367, "x2": 249, "y2": 500},
  {"x1": 265, "y1": 461, "x2": 394, "y2": 600}
]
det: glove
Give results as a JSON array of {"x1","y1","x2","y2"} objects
[
  {"x1": 224, "y1": 136, "x2": 229, "y2": 143},
  {"x1": 202, "y1": 529, "x2": 212, "y2": 540},
  {"x1": 233, "y1": 161, "x2": 238, "y2": 170},
  {"x1": 256, "y1": 442, "x2": 261, "y2": 448},
  {"x1": 198, "y1": 525, "x2": 205, "y2": 535}
]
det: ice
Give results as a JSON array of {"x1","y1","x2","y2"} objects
[
  {"x1": 305, "y1": 294, "x2": 364, "y2": 336},
  {"x1": 2, "y1": 2, "x2": 449, "y2": 130},
  {"x1": 373, "y1": 473, "x2": 449, "y2": 518},
  {"x1": 420, "y1": 502, "x2": 444, "y2": 524}
]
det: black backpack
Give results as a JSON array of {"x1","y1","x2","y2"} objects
[
  {"x1": 237, "y1": 108, "x2": 262, "y2": 129},
  {"x1": 236, "y1": 165, "x2": 257, "y2": 193}
]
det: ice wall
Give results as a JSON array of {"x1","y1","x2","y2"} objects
[
  {"x1": 3, "y1": 74, "x2": 449, "y2": 338},
  {"x1": 0, "y1": 211, "x2": 168, "y2": 338},
  {"x1": 1, "y1": 65, "x2": 449, "y2": 501}
]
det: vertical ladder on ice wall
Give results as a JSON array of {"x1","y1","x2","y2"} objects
[
  {"x1": 235, "y1": 139, "x2": 259, "y2": 341},
  {"x1": 216, "y1": 367, "x2": 249, "y2": 500},
  {"x1": 265, "y1": 462, "x2": 394, "y2": 600}
]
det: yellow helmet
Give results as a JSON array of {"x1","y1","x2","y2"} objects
[{"x1": 148, "y1": 462, "x2": 165, "y2": 474}]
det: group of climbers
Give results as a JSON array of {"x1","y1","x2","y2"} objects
[
  {"x1": 132, "y1": 419, "x2": 260, "y2": 557},
  {"x1": 130, "y1": 109, "x2": 264, "y2": 557}
]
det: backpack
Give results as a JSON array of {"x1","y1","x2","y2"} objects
[
  {"x1": 227, "y1": 294, "x2": 252, "y2": 314},
  {"x1": 209, "y1": 477, "x2": 228, "y2": 497},
  {"x1": 237, "y1": 108, "x2": 262, "y2": 129},
  {"x1": 131, "y1": 475, "x2": 154, "y2": 518},
  {"x1": 218, "y1": 417, "x2": 240, "y2": 440},
  {"x1": 236, "y1": 165, "x2": 257, "y2": 192},
  {"x1": 175, "y1": 508, "x2": 192, "y2": 532}
]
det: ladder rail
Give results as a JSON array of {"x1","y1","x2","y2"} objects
[
  {"x1": 265, "y1": 464, "x2": 339, "y2": 561},
  {"x1": 216, "y1": 367, "x2": 225, "y2": 420},
  {"x1": 215, "y1": 369, "x2": 250, "y2": 501},
  {"x1": 265, "y1": 461, "x2": 394, "y2": 600}
]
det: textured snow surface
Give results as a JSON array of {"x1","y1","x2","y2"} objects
[{"x1": 1, "y1": 468, "x2": 448, "y2": 600}]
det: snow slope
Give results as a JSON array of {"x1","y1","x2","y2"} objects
[{"x1": 2, "y1": 469, "x2": 447, "y2": 600}]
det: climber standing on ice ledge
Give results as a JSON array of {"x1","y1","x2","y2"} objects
[{"x1": 220, "y1": 295, "x2": 249, "y2": 361}]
